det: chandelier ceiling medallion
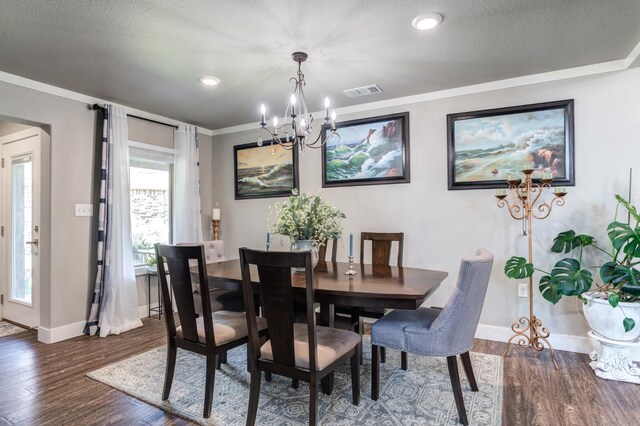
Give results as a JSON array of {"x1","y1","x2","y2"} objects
[{"x1": 258, "y1": 51, "x2": 340, "y2": 152}]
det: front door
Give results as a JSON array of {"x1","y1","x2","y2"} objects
[{"x1": 1, "y1": 128, "x2": 41, "y2": 328}]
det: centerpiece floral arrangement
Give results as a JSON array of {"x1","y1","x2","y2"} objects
[{"x1": 270, "y1": 190, "x2": 346, "y2": 247}]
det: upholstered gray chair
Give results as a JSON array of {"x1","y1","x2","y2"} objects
[{"x1": 371, "y1": 249, "x2": 494, "y2": 426}]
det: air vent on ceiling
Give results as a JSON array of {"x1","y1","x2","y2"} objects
[{"x1": 342, "y1": 84, "x2": 383, "y2": 98}]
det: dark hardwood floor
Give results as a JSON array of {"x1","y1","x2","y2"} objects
[{"x1": 1, "y1": 318, "x2": 639, "y2": 425}]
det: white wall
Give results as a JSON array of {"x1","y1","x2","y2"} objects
[{"x1": 209, "y1": 68, "x2": 640, "y2": 346}]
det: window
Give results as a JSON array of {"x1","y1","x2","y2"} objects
[{"x1": 129, "y1": 143, "x2": 174, "y2": 266}]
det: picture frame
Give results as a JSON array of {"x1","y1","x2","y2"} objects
[
  {"x1": 234, "y1": 140, "x2": 299, "y2": 200},
  {"x1": 321, "y1": 112, "x2": 410, "y2": 187},
  {"x1": 447, "y1": 100, "x2": 575, "y2": 190}
]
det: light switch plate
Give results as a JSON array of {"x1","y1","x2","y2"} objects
[
  {"x1": 518, "y1": 282, "x2": 529, "y2": 298},
  {"x1": 75, "y1": 204, "x2": 93, "y2": 217}
]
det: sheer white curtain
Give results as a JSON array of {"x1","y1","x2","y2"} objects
[
  {"x1": 99, "y1": 105, "x2": 143, "y2": 336},
  {"x1": 173, "y1": 124, "x2": 203, "y2": 243}
]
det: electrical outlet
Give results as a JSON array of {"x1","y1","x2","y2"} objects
[
  {"x1": 518, "y1": 282, "x2": 529, "y2": 298},
  {"x1": 75, "y1": 204, "x2": 93, "y2": 217}
]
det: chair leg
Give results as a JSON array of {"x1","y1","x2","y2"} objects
[
  {"x1": 401, "y1": 351, "x2": 408, "y2": 371},
  {"x1": 246, "y1": 370, "x2": 261, "y2": 426},
  {"x1": 264, "y1": 371, "x2": 272, "y2": 382},
  {"x1": 217, "y1": 355, "x2": 223, "y2": 370},
  {"x1": 162, "y1": 341, "x2": 177, "y2": 400},
  {"x1": 460, "y1": 352, "x2": 478, "y2": 391},
  {"x1": 380, "y1": 346, "x2": 386, "y2": 363},
  {"x1": 371, "y1": 344, "x2": 380, "y2": 401},
  {"x1": 203, "y1": 353, "x2": 217, "y2": 418},
  {"x1": 309, "y1": 378, "x2": 318, "y2": 426},
  {"x1": 350, "y1": 348, "x2": 360, "y2": 405},
  {"x1": 447, "y1": 356, "x2": 469, "y2": 426},
  {"x1": 292, "y1": 378, "x2": 299, "y2": 389},
  {"x1": 221, "y1": 351, "x2": 228, "y2": 364}
]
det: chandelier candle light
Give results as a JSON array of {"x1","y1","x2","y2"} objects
[
  {"x1": 495, "y1": 164, "x2": 567, "y2": 369},
  {"x1": 258, "y1": 52, "x2": 340, "y2": 152}
]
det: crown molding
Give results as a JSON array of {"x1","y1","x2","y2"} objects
[
  {"x1": 0, "y1": 70, "x2": 214, "y2": 136},
  {"x1": 211, "y1": 57, "x2": 631, "y2": 136}
]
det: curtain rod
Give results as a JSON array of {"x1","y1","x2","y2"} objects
[{"x1": 90, "y1": 104, "x2": 179, "y2": 130}]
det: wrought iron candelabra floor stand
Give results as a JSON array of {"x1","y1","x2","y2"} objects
[{"x1": 496, "y1": 169, "x2": 566, "y2": 369}]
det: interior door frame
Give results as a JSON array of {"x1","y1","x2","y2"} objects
[{"x1": 0, "y1": 127, "x2": 45, "y2": 327}]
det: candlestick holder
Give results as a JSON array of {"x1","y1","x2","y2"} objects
[
  {"x1": 345, "y1": 255, "x2": 357, "y2": 276},
  {"x1": 495, "y1": 170, "x2": 567, "y2": 370},
  {"x1": 212, "y1": 219, "x2": 221, "y2": 241}
]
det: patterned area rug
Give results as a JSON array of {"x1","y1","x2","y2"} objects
[
  {"x1": 88, "y1": 336, "x2": 503, "y2": 425},
  {"x1": 0, "y1": 320, "x2": 28, "y2": 338}
]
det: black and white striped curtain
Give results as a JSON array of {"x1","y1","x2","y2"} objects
[{"x1": 84, "y1": 107, "x2": 110, "y2": 336}]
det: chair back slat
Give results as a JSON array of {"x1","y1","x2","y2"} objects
[
  {"x1": 318, "y1": 238, "x2": 338, "y2": 262},
  {"x1": 155, "y1": 244, "x2": 214, "y2": 345},
  {"x1": 361, "y1": 232, "x2": 404, "y2": 267},
  {"x1": 240, "y1": 248, "x2": 317, "y2": 371}
]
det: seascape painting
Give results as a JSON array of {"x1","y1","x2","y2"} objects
[
  {"x1": 447, "y1": 100, "x2": 574, "y2": 190},
  {"x1": 322, "y1": 112, "x2": 410, "y2": 187},
  {"x1": 234, "y1": 142, "x2": 298, "y2": 199}
]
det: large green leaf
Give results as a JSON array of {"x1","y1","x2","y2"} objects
[
  {"x1": 600, "y1": 262, "x2": 640, "y2": 296},
  {"x1": 550, "y1": 258, "x2": 593, "y2": 296},
  {"x1": 608, "y1": 221, "x2": 640, "y2": 258},
  {"x1": 615, "y1": 194, "x2": 640, "y2": 223},
  {"x1": 539, "y1": 275, "x2": 562, "y2": 304},
  {"x1": 551, "y1": 230, "x2": 595, "y2": 254},
  {"x1": 505, "y1": 256, "x2": 533, "y2": 279}
]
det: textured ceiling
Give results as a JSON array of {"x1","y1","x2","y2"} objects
[{"x1": 1, "y1": 1, "x2": 639, "y2": 130}]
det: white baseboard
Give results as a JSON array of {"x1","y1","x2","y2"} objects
[
  {"x1": 475, "y1": 324, "x2": 640, "y2": 361},
  {"x1": 38, "y1": 321, "x2": 86, "y2": 344}
]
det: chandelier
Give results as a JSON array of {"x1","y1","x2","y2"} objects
[{"x1": 258, "y1": 52, "x2": 340, "y2": 151}]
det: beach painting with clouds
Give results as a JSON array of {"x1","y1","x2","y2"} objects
[
  {"x1": 447, "y1": 100, "x2": 574, "y2": 190},
  {"x1": 234, "y1": 141, "x2": 298, "y2": 199}
]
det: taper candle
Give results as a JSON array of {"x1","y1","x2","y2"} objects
[{"x1": 349, "y1": 233, "x2": 353, "y2": 257}]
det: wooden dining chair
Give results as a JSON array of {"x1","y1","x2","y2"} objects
[
  {"x1": 155, "y1": 244, "x2": 267, "y2": 419},
  {"x1": 370, "y1": 249, "x2": 494, "y2": 425},
  {"x1": 317, "y1": 238, "x2": 338, "y2": 263},
  {"x1": 354, "y1": 232, "x2": 405, "y2": 364},
  {"x1": 240, "y1": 248, "x2": 361, "y2": 426}
]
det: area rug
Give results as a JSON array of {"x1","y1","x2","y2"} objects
[
  {"x1": 0, "y1": 320, "x2": 28, "y2": 338},
  {"x1": 88, "y1": 336, "x2": 502, "y2": 425}
]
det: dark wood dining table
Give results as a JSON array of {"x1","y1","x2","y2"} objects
[{"x1": 202, "y1": 259, "x2": 448, "y2": 324}]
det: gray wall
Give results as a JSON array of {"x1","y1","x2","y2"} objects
[
  {"x1": 0, "y1": 82, "x2": 214, "y2": 330},
  {"x1": 209, "y1": 68, "x2": 640, "y2": 340}
]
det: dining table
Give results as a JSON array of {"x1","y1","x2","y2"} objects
[{"x1": 202, "y1": 259, "x2": 448, "y2": 317}]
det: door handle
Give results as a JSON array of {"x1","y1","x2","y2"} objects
[{"x1": 26, "y1": 239, "x2": 39, "y2": 245}]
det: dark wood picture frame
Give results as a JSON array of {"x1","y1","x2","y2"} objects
[
  {"x1": 234, "y1": 140, "x2": 299, "y2": 200},
  {"x1": 322, "y1": 112, "x2": 410, "y2": 188},
  {"x1": 447, "y1": 100, "x2": 575, "y2": 190}
]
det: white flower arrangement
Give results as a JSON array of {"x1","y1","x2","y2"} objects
[{"x1": 270, "y1": 190, "x2": 346, "y2": 246}]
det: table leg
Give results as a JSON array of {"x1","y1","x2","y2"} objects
[
  {"x1": 157, "y1": 274, "x2": 162, "y2": 320},
  {"x1": 147, "y1": 273, "x2": 151, "y2": 319}
]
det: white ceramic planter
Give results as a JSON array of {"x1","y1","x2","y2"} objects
[{"x1": 583, "y1": 293, "x2": 640, "y2": 341}]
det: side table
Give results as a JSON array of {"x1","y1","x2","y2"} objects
[
  {"x1": 147, "y1": 267, "x2": 171, "y2": 320},
  {"x1": 588, "y1": 330, "x2": 640, "y2": 384}
]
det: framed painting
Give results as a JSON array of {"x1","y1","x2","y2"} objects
[
  {"x1": 321, "y1": 112, "x2": 410, "y2": 187},
  {"x1": 234, "y1": 141, "x2": 299, "y2": 200},
  {"x1": 447, "y1": 99, "x2": 575, "y2": 190}
]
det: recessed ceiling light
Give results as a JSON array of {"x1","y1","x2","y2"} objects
[
  {"x1": 412, "y1": 13, "x2": 443, "y2": 31},
  {"x1": 200, "y1": 76, "x2": 221, "y2": 86}
]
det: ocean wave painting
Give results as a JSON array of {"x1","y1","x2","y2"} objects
[
  {"x1": 448, "y1": 100, "x2": 574, "y2": 190},
  {"x1": 323, "y1": 112, "x2": 409, "y2": 187},
  {"x1": 234, "y1": 142, "x2": 298, "y2": 199}
]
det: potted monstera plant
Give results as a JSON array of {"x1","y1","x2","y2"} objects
[{"x1": 505, "y1": 194, "x2": 640, "y2": 340}]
